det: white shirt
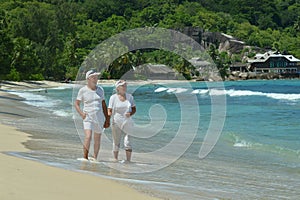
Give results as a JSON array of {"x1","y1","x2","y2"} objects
[
  {"x1": 108, "y1": 93, "x2": 135, "y2": 126},
  {"x1": 76, "y1": 85, "x2": 105, "y2": 115}
]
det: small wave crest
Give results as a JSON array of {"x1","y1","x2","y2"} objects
[
  {"x1": 155, "y1": 87, "x2": 188, "y2": 94},
  {"x1": 52, "y1": 110, "x2": 72, "y2": 117},
  {"x1": 8, "y1": 90, "x2": 70, "y2": 117},
  {"x1": 225, "y1": 133, "x2": 300, "y2": 158},
  {"x1": 226, "y1": 89, "x2": 300, "y2": 101},
  {"x1": 154, "y1": 87, "x2": 168, "y2": 93},
  {"x1": 8, "y1": 91, "x2": 60, "y2": 108},
  {"x1": 192, "y1": 88, "x2": 300, "y2": 101},
  {"x1": 156, "y1": 87, "x2": 300, "y2": 101},
  {"x1": 191, "y1": 89, "x2": 209, "y2": 94},
  {"x1": 50, "y1": 85, "x2": 73, "y2": 90},
  {"x1": 233, "y1": 140, "x2": 252, "y2": 148}
]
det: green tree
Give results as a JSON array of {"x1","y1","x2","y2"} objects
[
  {"x1": 10, "y1": 37, "x2": 42, "y2": 80},
  {"x1": 1, "y1": 0, "x2": 300, "y2": 81},
  {"x1": 0, "y1": 9, "x2": 13, "y2": 79},
  {"x1": 208, "y1": 45, "x2": 230, "y2": 79}
]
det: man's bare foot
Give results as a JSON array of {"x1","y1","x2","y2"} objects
[{"x1": 120, "y1": 160, "x2": 131, "y2": 164}]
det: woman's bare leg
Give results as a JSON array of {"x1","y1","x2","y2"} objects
[
  {"x1": 125, "y1": 149, "x2": 132, "y2": 162},
  {"x1": 124, "y1": 134, "x2": 132, "y2": 162},
  {"x1": 113, "y1": 151, "x2": 119, "y2": 161},
  {"x1": 112, "y1": 124, "x2": 121, "y2": 161},
  {"x1": 93, "y1": 132, "x2": 101, "y2": 159},
  {"x1": 83, "y1": 129, "x2": 92, "y2": 159}
]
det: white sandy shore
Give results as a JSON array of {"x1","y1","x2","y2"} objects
[
  {"x1": 0, "y1": 80, "x2": 67, "y2": 90},
  {"x1": 0, "y1": 123, "x2": 159, "y2": 200},
  {"x1": 0, "y1": 79, "x2": 191, "y2": 200}
]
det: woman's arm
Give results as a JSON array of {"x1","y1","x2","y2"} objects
[
  {"x1": 74, "y1": 100, "x2": 86, "y2": 119},
  {"x1": 107, "y1": 108, "x2": 113, "y2": 117},
  {"x1": 128, "y1": 94, "x2": 136, "y2": 117},
  {"x1": 130, "y1": 106, "x2": 136, "y2": 116},
  {"x1": 107, "y1": 95, "x2": 113, "y2": 117},
  {"x1": 125, "y1": 106, "x2": 136, "y2": 118}
]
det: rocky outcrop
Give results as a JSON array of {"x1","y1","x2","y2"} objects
[
  {"x1": 226, "y1": 71, "x2": 283, "y2": 81},
  {"x1": 178, "y1": 27, "x2": 248, "y2": 54}
]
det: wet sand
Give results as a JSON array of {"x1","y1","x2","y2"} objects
[{"x1": 0, "y1": 89, "x2": 160, "y2": 200}]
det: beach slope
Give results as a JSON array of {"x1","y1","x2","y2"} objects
[{"x1": 0, "y1": 124, "x2": 158, "y2": 200}]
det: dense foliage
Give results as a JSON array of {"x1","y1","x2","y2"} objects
[{"x1": 0, "y1": 0, "x2": 299, "y2": 80}]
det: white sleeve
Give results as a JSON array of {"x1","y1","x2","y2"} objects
[
  {"x1": 97, "y1": 86, "x2": 105, "y2": 100},
  {"x1": 108, "y1": 95, "x2": 115, "y2": 109},
  {"x1": 76, "y1": 88, "x2": 83, "y2": 101},
  {"x1": 129, "y1": 94, "x2": 136, "y2": 107}
]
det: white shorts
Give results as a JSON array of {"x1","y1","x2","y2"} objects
[
  {"x1": 111, "y1": 123, "x2": 132, "y2": 151},
  {"x1": 83, "y1": 112, "x2": 104, "y2": 133}
]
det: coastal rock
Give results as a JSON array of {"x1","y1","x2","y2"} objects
[
  {"x1": 258, "y1": 73, "x2": 268, "y2": 79},
  {"x1": 231, "y1": 71, "x2": 240, "y2": 77},
  {"x1": 196, "y1": 76, "x2": 205, "y2": 81},
  {"x1": 248, "y1": 72, "x2": 257, "y2": 79},
  {"x1": 179, "y1": 27, "x2": 247, "y2": 54},
  {"x1": 269, "y1": 73, "x2": 280, "y2": 79},
  {"x1": 228, "y1": 75, "x2": 239, "y2": 81},
  {"x1": 239, "y1": 72, "x2": 248, "y2": 79},
  {"x1": 209, "y1": 75, "x2": 223, "y2": 82}
]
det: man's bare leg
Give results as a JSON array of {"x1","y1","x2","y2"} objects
[
  {"x1": 83, "y1": 130, "x2": 92, "y2": 159},
  {"x1": 113, "y1": 151, "x2": 119, "y2": 161},
  {"x1": 93, "y1": 132, "x2": 101, "y2": 159}
]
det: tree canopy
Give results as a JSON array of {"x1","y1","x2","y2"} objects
[{"x1": 0, "y1": 0, "x2": 299, "y2": 81}]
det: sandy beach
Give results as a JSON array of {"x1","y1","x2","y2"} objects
[
  {"x1": 0, "y1": 125, "x2": 159, "y2": 200},
  {"x1": 0, "y1": 79, "x2": 193, "y2": 90},
  {"x1": 0, "y1": 80, "x2": 68, "y2": 90},
  {"x1": 2, "y1": 80, "x2": 299, "y2": 199},
  {"x1": 0, "y1": 83, "x2": 160, "y2": 200}
]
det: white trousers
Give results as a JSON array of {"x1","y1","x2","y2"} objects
[{"x1": 111, "y1": 123, "x2": 132, "y2": 151}]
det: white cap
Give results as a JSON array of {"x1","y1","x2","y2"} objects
[
  {"x1": 86, "y1": 69, "x2": 100, "y2": 79},
  {"x1": 115, "y1": 80, "x2": 126, "y2": 88}
]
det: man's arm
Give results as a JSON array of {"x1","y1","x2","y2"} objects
[
  {"x1": 102, "y1": 100, "x2": 110, "y2": 128},
  {"x1": 74, "y1": 100, "x2": 86, "y2": 119}
]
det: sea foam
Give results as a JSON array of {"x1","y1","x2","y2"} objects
[
  {"x1": 155, "y1": 87, "x2": 188, "y2": 94},
  {"x1": 191, "y1": 88, "x2": 300, "y2": 101},
  {"x1": 226, "y1": 89, "x2": 300, "y2": 101},
  {"x1": 8, "y1": 90, "x2": 69, "y2": 117},
  {"x1": 8, "y1": 91, "x2": 59, "y2": 108},
  {"x1": 53, "y1": 110, "x2": 72, "y2": 117},
  {"x1": 154, "y1": 87, "x2": 168, "y2": 93}
]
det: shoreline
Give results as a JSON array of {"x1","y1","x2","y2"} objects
[
  {"x1": 1, "y1": 78, "x2": 299, "y2": 91},
  {"x1": 1, "y1": 80, "x2": 299, "y2": 199},
  {"x1": 0, "y1": 80, "x2": 67, "y2": 90},
  {"x1": 0, "y1": 90, "x2": 160, "y2": 200}
]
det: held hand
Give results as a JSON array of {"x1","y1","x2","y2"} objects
[
  {"x1": 125, "y1": 112, "x2": 131, "y2": 118},
  {"x1": 103, "y1": 120, "x2": 110, "y2": 128}
]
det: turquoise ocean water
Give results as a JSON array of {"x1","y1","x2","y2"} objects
[{"x1": 7, "y1": 80, "x2": 300, "y2": 199}]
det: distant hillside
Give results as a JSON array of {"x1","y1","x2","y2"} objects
[{"x1": 0, "y1": 0, "x2": 299, "y2": 81}]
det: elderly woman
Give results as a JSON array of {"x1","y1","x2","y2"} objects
[
  {"x1": 108, "y1": 80, "x2": 136, "y2": 162},
  {"x1": 74, "y1": 70, "x2": 110, "y2": 161}
]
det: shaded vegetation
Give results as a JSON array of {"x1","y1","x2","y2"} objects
[{"x1": 0, "y1": 0, "x2": 299, "y2": 80}]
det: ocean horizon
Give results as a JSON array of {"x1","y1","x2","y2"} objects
[{"x1": 4, "y1": 79, "x2": 300, "y2": 200}]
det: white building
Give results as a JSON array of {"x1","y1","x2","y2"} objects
[{"x1": 248, "y1": 51, "x2": 300, "y2": 74}]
